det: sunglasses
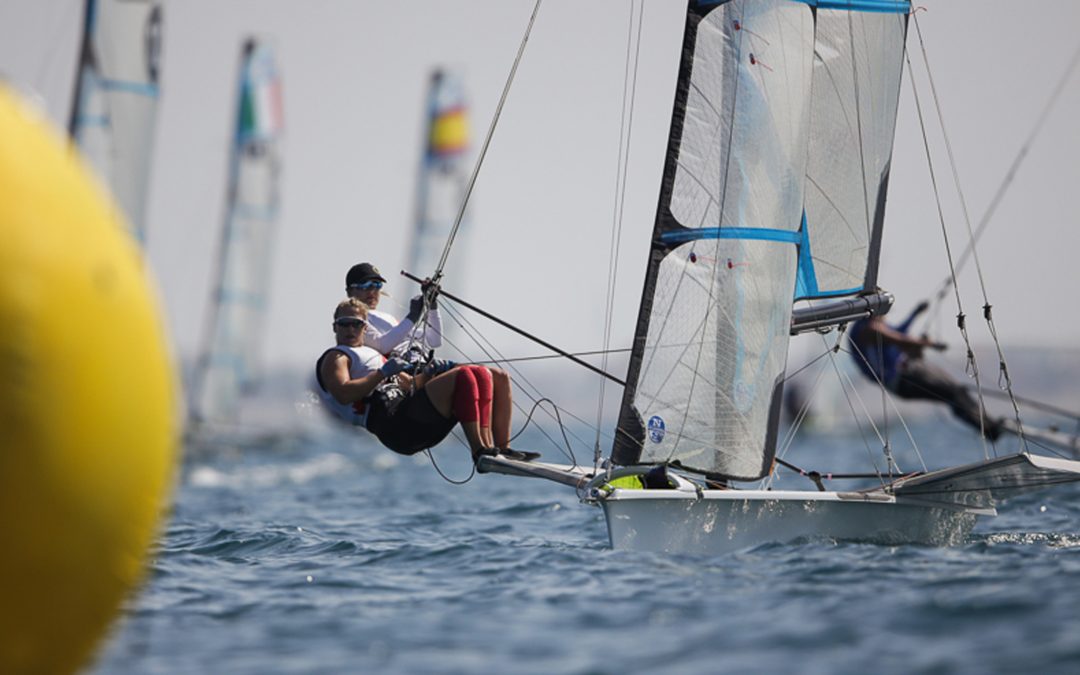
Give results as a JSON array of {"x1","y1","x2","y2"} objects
[
  {"x1": 348, "y1": 281, "x2": 384, "y2": 291},
  {"x1": 333, "y1": 317, "x2": 367, "y2": 329}
]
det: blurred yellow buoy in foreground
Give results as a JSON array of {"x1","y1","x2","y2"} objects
[{"x1": 0, "y1": 85, "x2": 178, "y2": 674}]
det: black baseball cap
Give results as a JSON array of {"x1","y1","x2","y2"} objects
[{"x1": 345, "y1": 262, "x2": 387, "y2": 287}]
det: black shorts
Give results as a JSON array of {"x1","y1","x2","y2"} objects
[{"x1": 367, "y1": 389, "x2": 457, "y2": 456}]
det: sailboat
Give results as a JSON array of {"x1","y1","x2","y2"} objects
[
  {"x1": 408, "y1": 69, "x2": 471, "y2": 283},
  {"x1": 187, "y1": 37, "x2": 283, "y2": 435},
  {"x1": 470, "y1": 0, "x2": 1080, "y2": 555},
  {"x1": 69, "y1": 0, "x2": 162, "y2": 243}
]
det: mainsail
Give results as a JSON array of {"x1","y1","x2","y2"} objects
[
  {"x1": 613, "y1": 0, "x2": 910, "y2": 480},
  {"x1": 188, "y1": 38, "x2": 284, "y2": 428},
  {"x1": 408, "y1": 69, "x2": 471, "y2": 278},
  {"x1": 68, "y1": 0, "x2": 162, "y2": 242}
]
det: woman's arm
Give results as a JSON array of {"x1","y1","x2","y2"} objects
[{"x1": 319, "y1": 352, "x2": 386, "y2": 404}]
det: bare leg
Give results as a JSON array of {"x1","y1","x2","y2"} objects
[
  {"x1": 459, "y1": 421, "x2": 484, "y2": 452},
  {"x1": 490, "y1": 367, "x2": 513, "y2": 449},
  {"x1": 421, "y1": 368, "x2": 486, "y2": 452}
]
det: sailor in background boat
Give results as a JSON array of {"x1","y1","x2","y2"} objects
[
  {"x1": 849, "y1": 302, "x2": 1004, "y2": 440},
  {"x1": 316, "y1": 297, "x2": 538, "y2": 461}
]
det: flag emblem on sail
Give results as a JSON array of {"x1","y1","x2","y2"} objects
[
  {"x1": 409, "y1": 69, "x2": 472, "y2": 278},
  {"x1": 430, "y1": 108, "x2": 468, "y2": 159},
  {"x1": 238, "y1": 43, "x2": 284, "y2": 143},
  {"x1": 613, "y1": 0, "x2": 910, "y2": 480}
]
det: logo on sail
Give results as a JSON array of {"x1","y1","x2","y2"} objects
[{"x1": 647, "y1": 416, "x2": 666, "y2": 444}]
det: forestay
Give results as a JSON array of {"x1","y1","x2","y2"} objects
[
  {"x1": 612, "y1": 0, "x2": 910, "y2": 480},
  {"x1": 69, "y1": 0, "x2": 162, "y2": 243},
  {"x1": 189, "y1": 38, "x2": 284, "y2": 427}
]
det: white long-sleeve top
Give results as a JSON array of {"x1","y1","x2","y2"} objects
[{"x1": 364, "y1": 306, "x2": 443, "y2": 356}]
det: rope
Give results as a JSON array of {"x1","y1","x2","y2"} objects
[
  {"x1": 509, "y1": 398, "x2": 580, "y2": 469},
  {"x1": 424, "y1": 444, "x2": 476, "y2": 486}
]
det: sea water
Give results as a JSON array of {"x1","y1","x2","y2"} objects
[{"x1": 90, "y1": 420, "x2": 1080, "y2": 674}]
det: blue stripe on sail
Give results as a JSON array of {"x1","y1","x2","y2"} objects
[
  {"x1": 794, "y1": 0, "x2": 910, "y2": 13},
  {"x1": 659, "y1": 227, "x2": 802, "y2": 245},
  {"x1": 794, "y1": 212, "x2": 865, "y2": 299},
  {"x1": 99, "y1": 78, "x2": 159, "y2": 98},
  {"x1": 795, "y1": 212, "x2": 818, "y2": 298}
]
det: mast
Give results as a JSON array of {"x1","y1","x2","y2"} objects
[
  {"x1": 612, "y1": 0, "x2": 910, "y2": 480},
  {"x1": 68, "y1": 0, "x2": 163, "y2": 243},
  {"x1": 188, "y1": 37, "x2": 284, "y2": 428}
]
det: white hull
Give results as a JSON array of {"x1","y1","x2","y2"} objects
[
  {"x1": 477, "y1": 452, "x2": 1080, "y2": 555},
  {"x1": 600, "y1": 489, "x2": 984, "y2": 555}
]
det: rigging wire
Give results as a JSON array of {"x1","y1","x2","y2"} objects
[
  {"x1": 903, "y1": 33, "x2": 995, "y2": 460},
  {"x1": 432, "y1": 0, "x2": 543, "y2": 281},
  {"x1": 404, "y1": 0, "x2": 543, "y2": 365},
  {"x1": 842, "y1": 338, "x2": 928, "y2": 473},
  {"x1": 594, "y1": 0, "x2": 645, "y2": 474},
  {"x1": 910, "y1": 13, "x2": 1026, "y2": 453},
  {"x1": 437, "y1": 299, "x2": 597, "y2": 464}
]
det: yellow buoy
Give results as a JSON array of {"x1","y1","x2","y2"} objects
[{"x1": 0, "y1": 85, "x2": 178, "y2": 674}]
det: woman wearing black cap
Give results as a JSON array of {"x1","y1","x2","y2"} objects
[{"x1": 344, "y1": 262, "x2": 443, "y2": 357}]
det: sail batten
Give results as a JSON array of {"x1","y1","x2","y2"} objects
[{"x1": 613, "y1": 0, "x2": 910, "y2": 479}]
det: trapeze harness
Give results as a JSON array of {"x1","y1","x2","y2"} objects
[{"x1": 314, "y1": 344, "x2": 385, "y2": 427}]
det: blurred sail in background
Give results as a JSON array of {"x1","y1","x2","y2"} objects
[
  {"x1": 408, "y1": 69, "x2": 470, "y2": 280},
  {"x1": 69, "y1": 0, "x2": 162, "y2": 242},
  {"x1": 188, "y1": 37, "x2": 283, "y2": 432}
]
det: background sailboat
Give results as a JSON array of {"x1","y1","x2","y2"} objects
[
  {"x1": 69, "y1": 0, "x2": 162, "y2": 243},
  {"x1": 475, "y1": 0, "x2": 1080, "y2": 554},
  {"x1": 408, "y1": 68, "x2": 471, "y2": 282},
  {"x1": 187, "y1": 37, "x2": 283, "y2": 437}
]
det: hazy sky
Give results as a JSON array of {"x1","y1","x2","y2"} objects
[{"x1": 2, "y1": 1, "x2": 1078, "y2": 401}]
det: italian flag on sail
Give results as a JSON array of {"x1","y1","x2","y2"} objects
[{"x1": 239, "y1": 42, "x2": 283, "y2": 142}]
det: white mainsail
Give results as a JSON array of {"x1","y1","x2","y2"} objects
[
  {"x1": 614, "y1": 0, "x2": 817, "y2": 479},
  {"x1": 612, "y1": 1, "x2": 913, "y2": 479},
  {"x1": 409, "y1": 69, "x2": 471, "y2": 279},
  {"x1": 188, "y1": 38, "x2": 284, "y2": 428},
  {"x1": 69, "y1": 0, "x2": 162, "y2": 242}
]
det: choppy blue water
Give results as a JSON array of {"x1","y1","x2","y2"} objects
[{"x1": 90, "y1": 421, "x2": 1080, "y2": 674}]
